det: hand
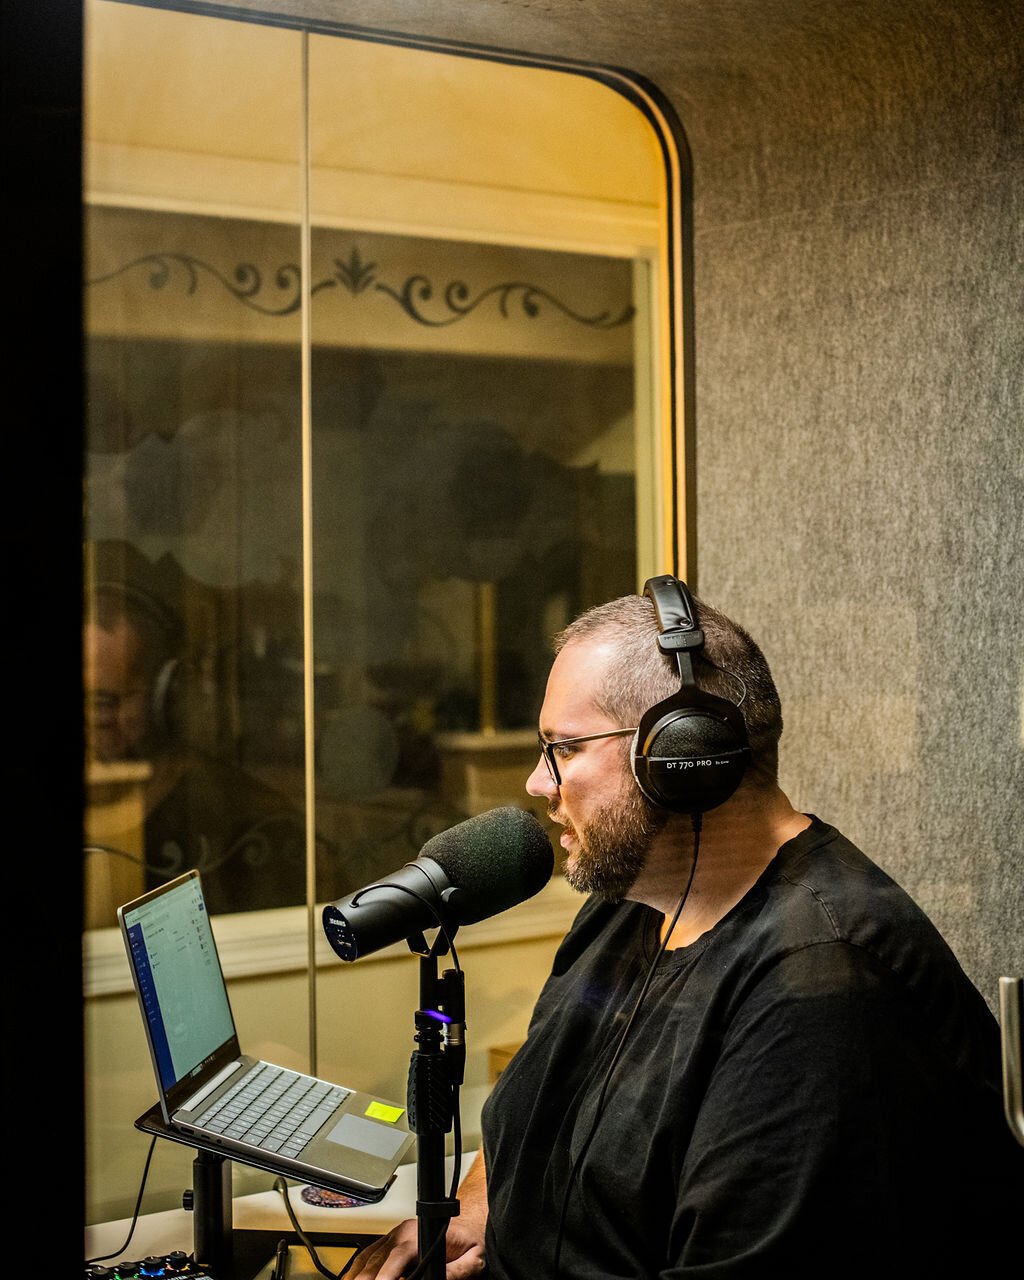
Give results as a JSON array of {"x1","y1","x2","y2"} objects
[{"x1": 345, "y1": 1217, "x2": 486, "y2": 1280}]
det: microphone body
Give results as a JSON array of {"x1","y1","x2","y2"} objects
[
  {"x1": 324, "y1": 856, "x2": 453, "y2": 961},
  {"x1": 322, "y1": 806, "x2": 554, "y2": 961}
]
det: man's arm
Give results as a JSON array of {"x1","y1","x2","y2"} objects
[{"x1": 346, "y1": 1150, "x2": 488, "y2": 1280}]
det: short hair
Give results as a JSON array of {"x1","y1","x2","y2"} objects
[
  {"x1": 89, "y1": 582, "x2": 182, "y2": 682},
  {"x1": 553, "y1": 591, "x2": 783, "y2": 786},
  {"x1": 86, "y1": 541, "x2": 185, "y2": 669}
]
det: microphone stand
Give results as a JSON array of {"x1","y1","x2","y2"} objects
[{"x1": 405, "y1": 926, "x2": 466, "y2": 1280}]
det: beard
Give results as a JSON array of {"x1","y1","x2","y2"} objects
[{"x1": 556, "y1": 781, "x2": 667, "y2": 902}]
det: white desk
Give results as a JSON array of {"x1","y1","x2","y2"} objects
[{"x1": 85, "y1": 1153, "x2": 477, "y2": 1278}]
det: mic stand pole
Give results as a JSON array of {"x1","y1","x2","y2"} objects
[{"x1": 406, "y1": 927, "x2": 464, "y2": 1280}]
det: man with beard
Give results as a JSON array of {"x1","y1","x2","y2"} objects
[
  {"x1": 349, "y1": 580, "x2": 1022, "y2": 1278},
  {"x1": 83, "y1": 545, "x2": 308, "y2": 918}
]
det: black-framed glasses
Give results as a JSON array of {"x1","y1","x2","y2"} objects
[{"x1": 538, "y1": 727, "x2": 638, "y2": 786}]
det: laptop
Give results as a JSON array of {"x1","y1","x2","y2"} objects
[{"x1": 118, "y1": 868, "x2": 415, "y2": 1202}]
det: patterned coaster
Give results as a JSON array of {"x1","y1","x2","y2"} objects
[{"x1": 299, "y1": 1185, "x2": 367, "y2": 1209}]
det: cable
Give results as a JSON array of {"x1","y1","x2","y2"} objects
[
  {"x1": 391, "y1": 1117, "x2": 464, "y2": 1280},
  {"x1": 350, "y1": 882, "x2": 462, "y2": 973},
  {"x1": 274, "y1": 1178, "x2": 350, "y2": 1279},
  {"x1": 85, "y1": 1135, "x2": 158, "y2": 1264},
  {"x1": 84, "y1": 796, "x2": 476, "y2": 894},
  {"x1": 273, "y1": 1115, "x2": 465, "y2": 1280},
  {"x1": 698, "y1": 655, "x2": 748, "y2": 708},
  {"x1": 551, "y1": 816, "x2": 703, "y2": 1275},
  {"x1": 83, "y1": 807, "x2": 313, "y2": 879}
]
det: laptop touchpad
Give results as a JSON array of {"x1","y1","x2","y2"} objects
[{"x1": 325, "y1": 1113, "x2": 409, "y2": 1160}]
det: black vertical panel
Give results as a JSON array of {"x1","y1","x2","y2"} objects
[{"x1": 3, "y1": 0, "x2": 84, "y2": 1254}]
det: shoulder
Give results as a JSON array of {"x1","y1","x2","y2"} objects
[
  {"x1": 710, "y1": 818, "x2": 999, "y2": 1054},
  {"x1": 763, "y1": 818, "x2": 963, "y2": 970}
]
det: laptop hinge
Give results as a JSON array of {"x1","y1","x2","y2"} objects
[{"x1": 180, "y1": 1059, "x2": 244, "y2": 1113}]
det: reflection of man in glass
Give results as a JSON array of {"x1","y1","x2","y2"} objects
[
  {"x1": 83, "y1": 549, "x2": 307, "y2": 915},
  {"x1": 85, "y1": 583, "x2": 180, "y2": 766}
]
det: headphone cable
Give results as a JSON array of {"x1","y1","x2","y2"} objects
[{"x1": 551, "y1": 814, "x2": 702, "y2": 1275}]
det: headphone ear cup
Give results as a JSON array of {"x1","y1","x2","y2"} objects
[
  {"x1": 632, "y1": 695, "x2": 750, "y2": 814},
  {"x1": 151, "y1": 657, "x2": 182, "y2": 740}
]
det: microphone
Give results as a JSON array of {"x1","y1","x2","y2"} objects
[{"x1": 322, "y1": 806, "x2": 554, "y2": 961}]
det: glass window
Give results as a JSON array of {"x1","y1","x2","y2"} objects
[
  {"x1": 83, "y1": 3, "x2": 308, "y2": 925},
  {"x1": 82, "y1": 1, "x2": 672, "y2": 932},
  {"x1": 82, "y1": 0, "x2": 684, "y2": 1221}
]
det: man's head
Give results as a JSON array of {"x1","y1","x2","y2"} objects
[
  {"x1": 526, "y1": 587, "x2": 783, "y2": 899},
  {"x1": 83, "y1": 585, "x2": 181, "y2": 763}
]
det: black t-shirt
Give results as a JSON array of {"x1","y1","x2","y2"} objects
[{"x1": 480, "y1": 818, "x2": 1023, "y2": 1277}]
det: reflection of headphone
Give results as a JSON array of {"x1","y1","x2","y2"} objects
[
  {"x1": 631, "y1": 575, "x2": 751, "y2": 815},
  {"x1": 149, "y1": 654, "x2": 183, "y2": 738}
]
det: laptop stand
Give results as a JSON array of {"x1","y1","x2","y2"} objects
[{"x1": 135, "y1": 1104, "x2": 380, "y2": 1279}]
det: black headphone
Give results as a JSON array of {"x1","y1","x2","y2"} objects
[{"x1": 631, "y1": 574, "x2": 751, "y2": 815}]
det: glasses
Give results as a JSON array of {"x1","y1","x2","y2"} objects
[{"x1": 538, "y1": 727, "x2": 638, "y2": 787}]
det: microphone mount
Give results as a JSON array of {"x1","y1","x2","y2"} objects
[{"x1": 406, "y1": 926, "x2": 464, "y2": 1280}]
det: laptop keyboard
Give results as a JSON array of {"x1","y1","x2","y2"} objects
[{"x1": 198, "y1": 1062, "x2": 350, "y2": 1158}]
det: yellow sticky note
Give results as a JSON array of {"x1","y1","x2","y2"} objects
[{"x1": 365, "y1": 1101, "x2": 405, "y2": 1123}]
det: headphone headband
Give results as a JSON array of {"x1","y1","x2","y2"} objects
[{"x1": 644, "y1": 574, "x2": 704, "y2": 654}]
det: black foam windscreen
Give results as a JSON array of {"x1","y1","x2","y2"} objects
[{"x1": 418, "y1": 805, "x2": 555, "y2": 925}]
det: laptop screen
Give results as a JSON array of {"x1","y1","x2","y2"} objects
[{"x1": 120, "y1": 870, "x2": 239, "y2": 1106}]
